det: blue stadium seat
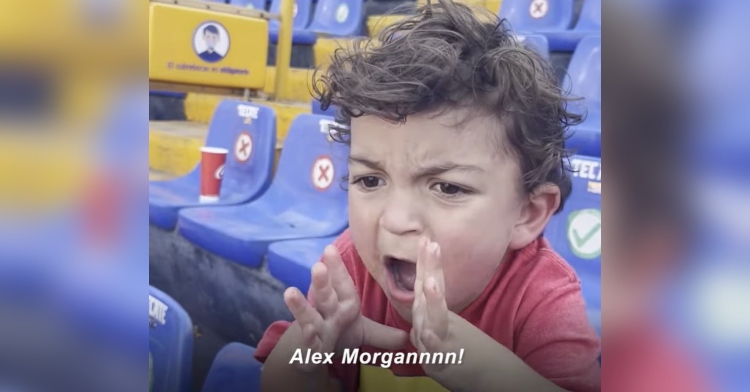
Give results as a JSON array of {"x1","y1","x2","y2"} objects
[
  {"x1": 201, "y1": 343, "x2": 263, "y2": 392},
  {"x1": 268, "y1": 235, "x2": 340, "y2": 292},
  {"x1": 311, "y1": 99, "x2": 338, "y2": 117},
  {"x1": 149, "y1": 286, "x2": 194, "y2": 392},
  {"x1": 572, "y1": 0, "x2": 601, "y2": 34},
  {"x1": 307, "y1": 0, "x2": 363, "y2": 37},
  {"x1": 149, "y1": 100, "x2": 276, "y2": 230},
  {"x1": 545, "y1": 0, "x2": 601, "y2": 51},
  {"x1": 516, "y1": 34, "x2": 550, "y2": 59},
  {"x1": 544, "y1": 155, "x2": 601, "y2": 336},
  {"x1": 269, "y1": 0, "x2": 318, "y2": 45},
  {"x1": 500, "y1": 0, "x2": 575, "y2": 51},
  {"x1": 565, "y1": 35, "x2": 601, "y2": 157},
  {"x1": 178, "y1": 114, "x2": 349, "y2": 268},
  {"x1": 228, "y1": 0, "x2": 266, "y2": 9}
]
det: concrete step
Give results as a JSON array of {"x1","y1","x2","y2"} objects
[
  {"x1": 149, "y1": 116, "x2": 286, "y2": 177},
  {"x1": 149, "y1": 121, "x2": 207, "y2": 177}
]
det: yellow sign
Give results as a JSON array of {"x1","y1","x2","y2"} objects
[{"x1": 149, "y1": 3, "x2": 268, "y2": 89}]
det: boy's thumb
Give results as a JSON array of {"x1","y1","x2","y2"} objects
[{"x1": 361, "y1": 317, "x2": 409, "y2": 350}]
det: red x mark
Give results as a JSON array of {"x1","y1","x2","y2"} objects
[
  {"x1": 239, "y1": 139, "x2": 250, "y2": 156},
  {"x1": 533, "y1": 2, "x2": 543, "y2": 13},
  {"x1": 317, "y1": 164, "x2": 330, "y2": 182}
]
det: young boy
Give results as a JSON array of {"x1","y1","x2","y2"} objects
[
  {"x1": 198, "y1": 24, "x2": 223, "y2": 63},
  {"x1": 256, "y1": 1, "x2": 601, "y2": 391}
]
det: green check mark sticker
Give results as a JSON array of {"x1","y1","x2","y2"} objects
[{"x1": 567, "y1": 209, "x2": 601, "y2": 259}]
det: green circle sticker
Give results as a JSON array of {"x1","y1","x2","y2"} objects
[{"x1": 567, "y1": 209, "x2": 601, "y2": 259}]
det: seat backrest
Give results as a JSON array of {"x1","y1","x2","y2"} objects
[
  {"x1": 311, "y1": 99, "x2": 338, "y2": 117},
  {"x1": 574, "y1": 0, "x2": 601, "y2": 31},
  {"x1": 544, "y1": 155, "x2": 601, "y2": 315},
  {"x1": 267, "y1": 114, "x2": 349, "y2": 212},
  {"x1": 500, "y1": 0, "x2": 575, "y2": 32},
  {"x1": 516, "y1": 34, "x2": 550, "y2": 59},
  {"x1": 565, "y1": 35, "x2": 601, "y2": 114},
  {"x1": 308, "y1": 0, "x2": 363, "y2": 37},
  {"x1": 269, "y1": 0, "x2": 312, "y2": 30},
  {"x1": 201, "y1": 343, "x2": 262, "y2": 392},
  {"x1": 196, "y1": 100, "x2": 276, "y2": 197},
  {"x1": 228, "y1": 0, "x2": 266, "y2": 10},
  {"x1": 149, "y1": 286, "x2": 194, "y2": 392}
]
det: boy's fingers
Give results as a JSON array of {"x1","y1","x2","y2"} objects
[
  {"x1": 322, "y1": 245, "x2": 358, "y2": 302},
  {"x1": 301, "y1": 322, "x2": 317, "y2": 346},
  {"x1": 423, "y1": 276, "x2": 449, "y2": 341},
  {"x1": 361, "y1": 317, "x2": 409, "y2": 350},
  {"x1": 425, "y1": 241, "x2": 445, "y2": 295},
  {"x1": 310, "y1": 262, "x2": 338, "y2": 318},
  {"x1": 284, "y1": 287, "x2": 323, "y2": 330},
  {"x1": 414, "y1": 237, "x2": 428, "y2": 298}
]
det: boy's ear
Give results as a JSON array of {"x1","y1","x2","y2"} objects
[{"x1": 508, "y1": 184, "x2": 560, "y2": 250}]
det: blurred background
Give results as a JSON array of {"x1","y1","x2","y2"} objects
[{"x1": 0, "y1": 0, "x2": 748, "y2": 391}]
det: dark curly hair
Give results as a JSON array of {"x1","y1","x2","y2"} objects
[{"x1": 312, "y1": 0, "x2": 583, "y2": 213}]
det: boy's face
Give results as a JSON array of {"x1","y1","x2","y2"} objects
[
  {"x1": 203, "y1": 31, "x2": 220, "y2": 50},
  {"x1": 348, "y1": 112, "x2": 527, "y2": 322}
]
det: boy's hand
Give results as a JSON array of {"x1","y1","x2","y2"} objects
[
  {"x1": 410, "y1": 238, "x2": 484, "y2": 386},
  {"x1": 284, "y1": 245, "x2": 409, "y2": 373}
]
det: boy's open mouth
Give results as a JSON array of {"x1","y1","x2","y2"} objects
[{"x1": 386, "y1": 256, "x2": 417, "y2": 292}]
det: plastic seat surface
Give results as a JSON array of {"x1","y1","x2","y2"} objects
[
  {"x1": 201, "y1": 343, "x2": 262, "y2": 392},
  {"x1": 149, "y1": 100, "x2": 276, "y2": 230},
  {"x1": 267, "y1": 235, "x2": 340, "y2": 292},
  {"x1": 565, "y1": 35, "x2": 601, "y2": 157},
  {"x1": 543, "y1": 155, "x2": 601, "y2": 335},
  {"x1": 178, "y1": 114, "x2": 349, "y2": 268},
  {"x1": 149, "y1": 286, "x2": 194, "y2": 392},
  {"x1": 307, "y1": 0, "x2": 363, "y2": 37}
]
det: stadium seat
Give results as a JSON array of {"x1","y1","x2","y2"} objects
[
  {"x1": 307, "y1": 0, "x2": 364, "y2": 37},
  {"x1": 572, "y1": 0, "x2": 601, "y2": 34},
  {"x1": 268, "y1": 235, "x2": 340, "y2": 292},
  {"x1": 565, "y1": 35, "x2": 601, "y2": 157},
  {"x1": 177, "y1": 114, "x2": 349, "y2": 268},
  {"x1": 543, "y1": 155, "x2": 601, "y2": 336},
  {"x1": 201, "y1": 343, "x2": 262, "y2": 392},
  {"x1": 228, "y1": 0, "x2": 266, "y2": 9},
  {"x1": 149, "y1": 286, "x2": 194, "y2": 392},
  {"x1": 268, "y1": 0, "x2": 318, "y2": 45},
  {"x1": 149, "y1": 100, "x2": 276, "y2": 230},
  {"x1": 516, "y1": 34, "x2": 550, "y2": 59},
  {"x1": 500, "y1": 0, "x2": 575, "y2": 51},
  {"x1": 311, "y1": 99, "x2": 338, "y2": 117}
]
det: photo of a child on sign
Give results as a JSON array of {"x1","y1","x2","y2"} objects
[
  {"x1": 255, "y1": 0, "x2": 601, "y2": 391},
  {"x1": 194, "y1": 23, "x2": 228, "y2": 63}
]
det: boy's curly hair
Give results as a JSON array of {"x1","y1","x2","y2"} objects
[{"x1": 312, "y1": 0, "x2": 583, "y2": 213}]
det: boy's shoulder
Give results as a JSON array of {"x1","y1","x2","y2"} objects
[{"x1": 505, "y1": 237, "x2": 581, "y2": 293}]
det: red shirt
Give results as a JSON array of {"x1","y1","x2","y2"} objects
[{"x1": 256, "y1": 230, "x2": 601, "y2": 392}]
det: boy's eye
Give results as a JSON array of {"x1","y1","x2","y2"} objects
[
  {"x1": 354, "y1": 176, "x2": 383, "y2": 189},
  {"x1": 436, "y1": 183, "x2": 463, "y2": 195},
  {"x1": 431, "y1": 182, "x2": 472, "y2": 198}
]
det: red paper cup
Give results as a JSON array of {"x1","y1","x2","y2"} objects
[{"x1": 200, "y1": 147, "x2": 228, "y2": 203}]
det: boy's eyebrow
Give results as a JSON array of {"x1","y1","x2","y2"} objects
[
  {"x1": 414, "y1": 161, "x2": 485, "y2": 178},
  {"x1": 349, "y1": 155, "x2": 484, "y2": 176},
  {"x1": 348, "y1": 155, "x2": 385, "y2": 171}
]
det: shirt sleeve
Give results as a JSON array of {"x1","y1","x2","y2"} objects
[
  {"x1": 513, "y1": 252, "x2": 601, "y2": 392},
  {"x1": 254, "y1": 231, "x2": 359, "y2": 388}
]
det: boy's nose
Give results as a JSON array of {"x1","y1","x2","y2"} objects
[{"x1": 379, "y1": 193, "x2": 423, "y2": 236}]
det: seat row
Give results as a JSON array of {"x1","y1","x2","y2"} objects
[
  {"x1": 149, "y1": 100, "x2": 348, "y2": 291},
  {"x1": 150, "y1": 286, "x2": 263, "y2": 392}
]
